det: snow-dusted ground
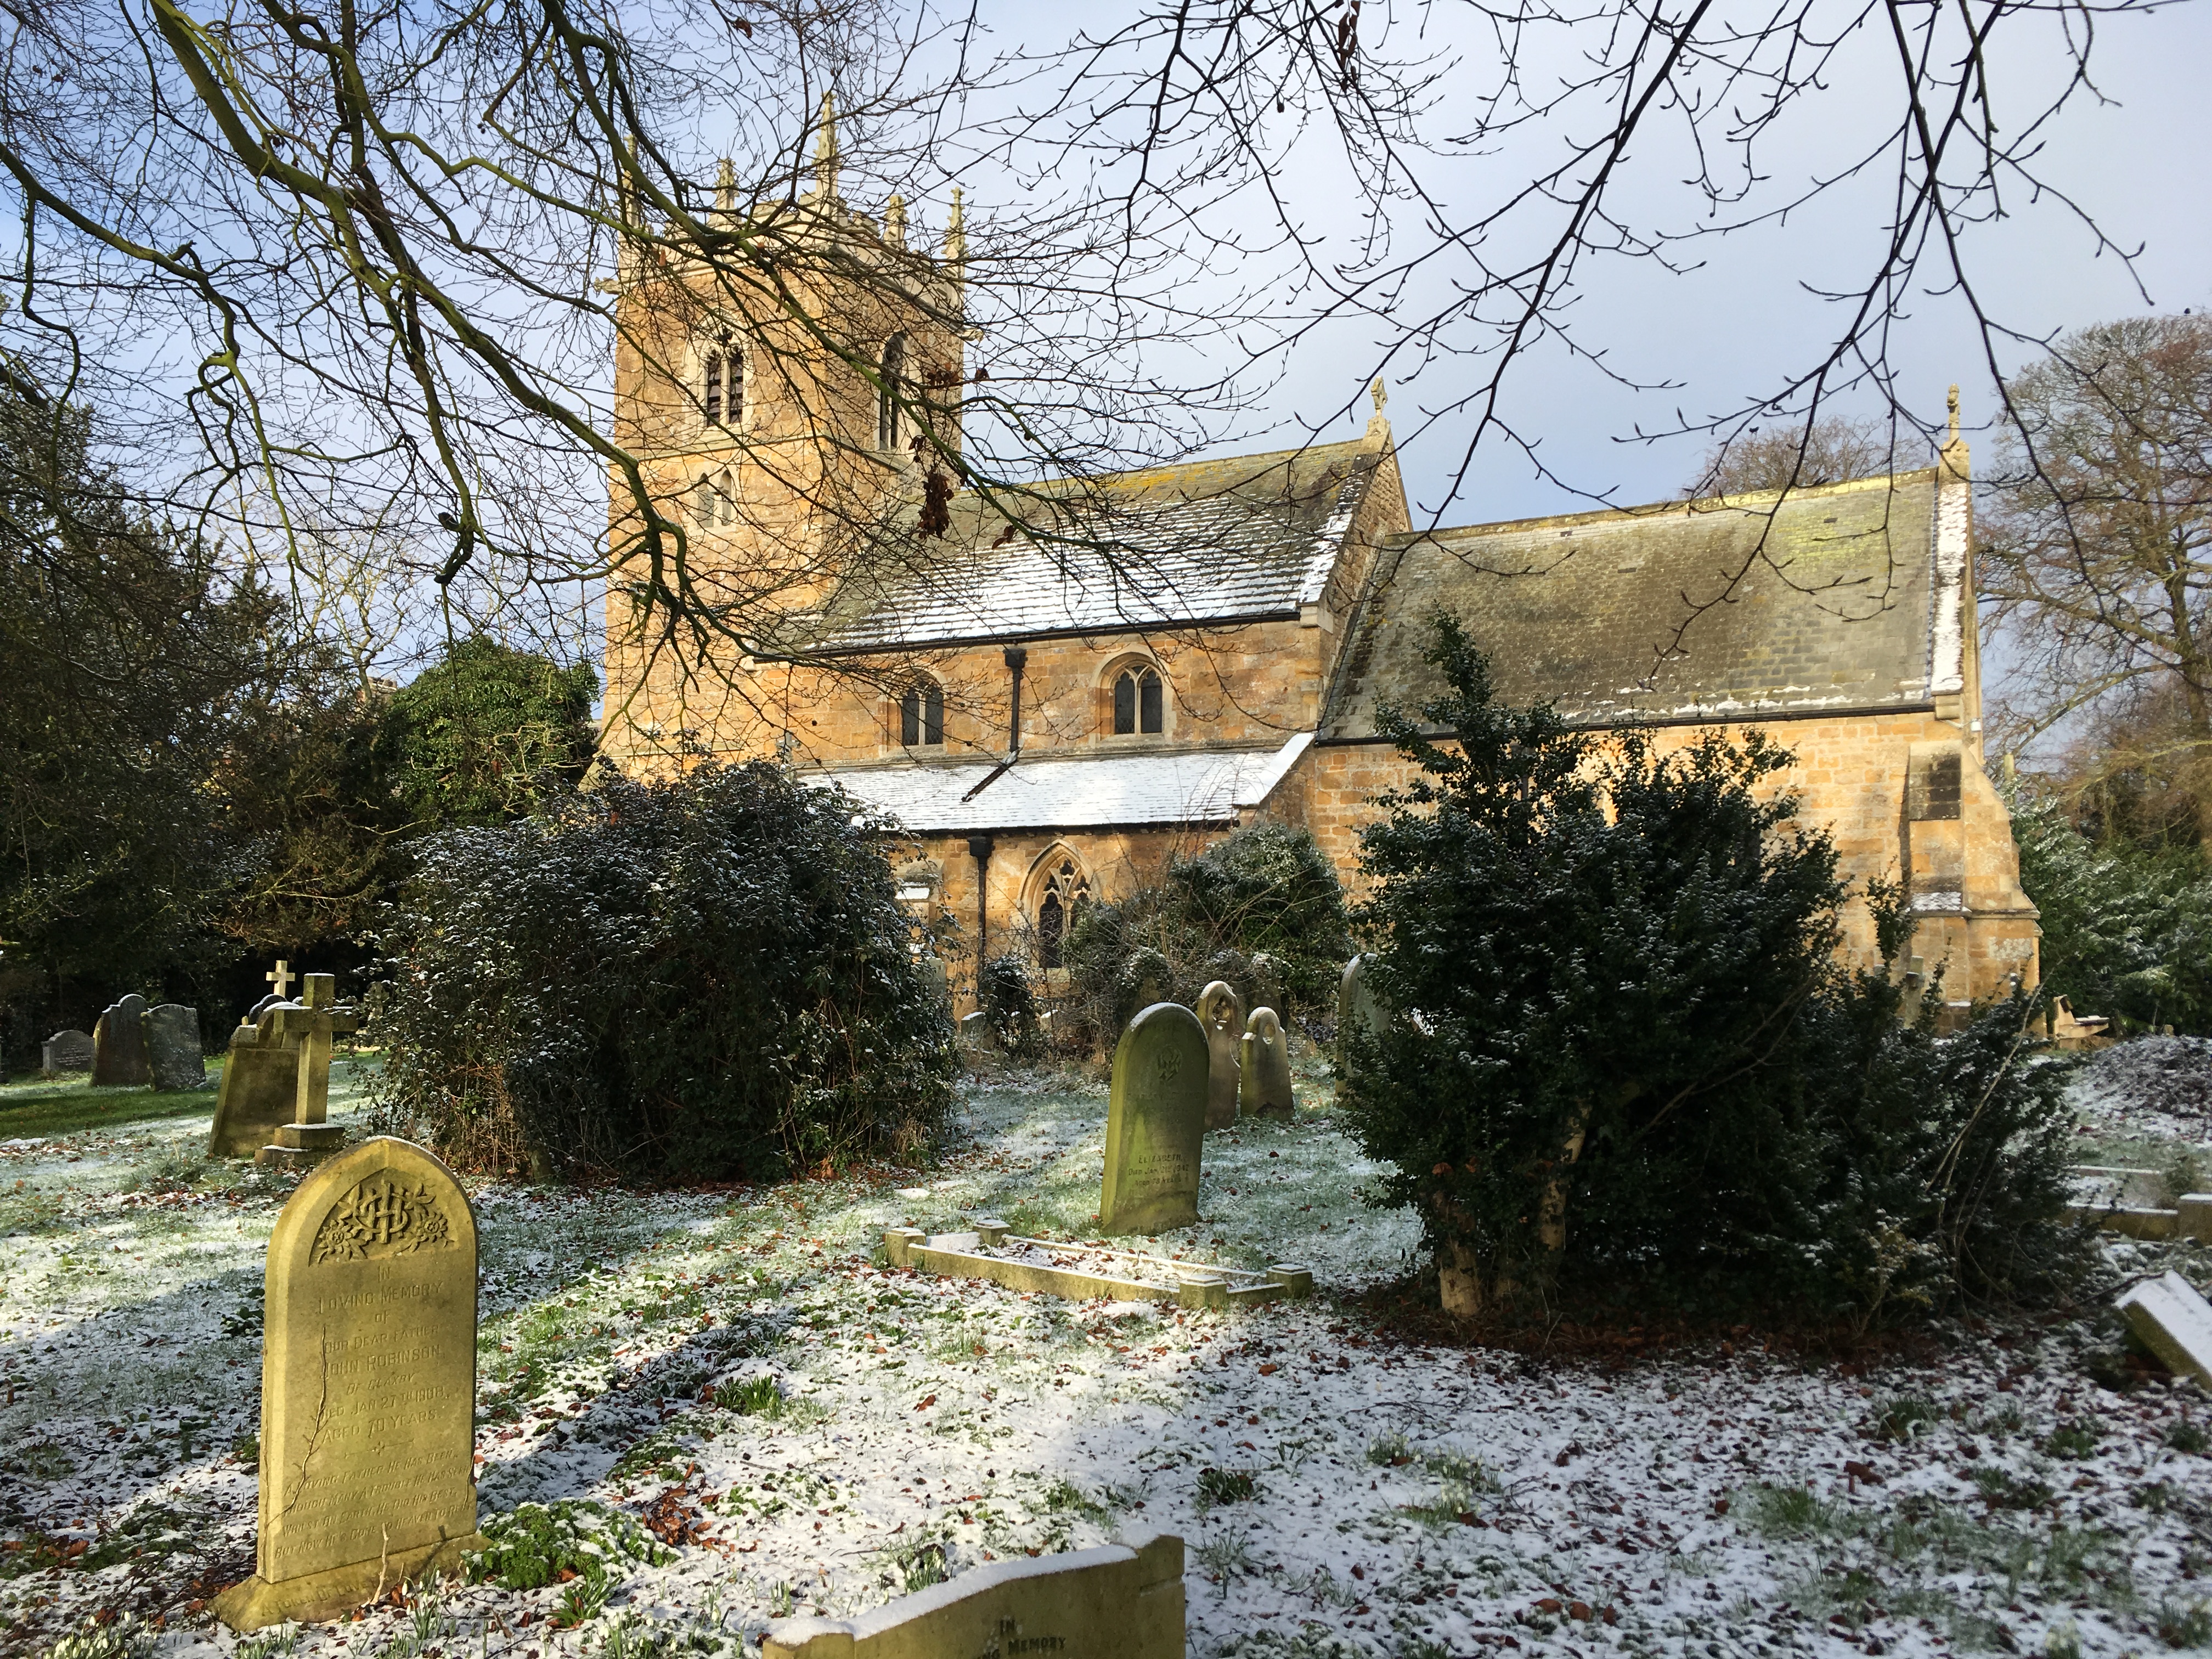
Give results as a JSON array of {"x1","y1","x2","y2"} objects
[{"x1": 5, "y1": 1055, "x2": 2212, "y2": 1659}]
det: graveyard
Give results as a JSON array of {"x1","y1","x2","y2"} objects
[{"x1": 4, "y1": 1033, "x2": 2212, "y2": 1659}]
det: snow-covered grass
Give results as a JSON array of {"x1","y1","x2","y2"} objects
[{"x1": 4, "y1": 1054, "x2": 2212, "y2": 1659}]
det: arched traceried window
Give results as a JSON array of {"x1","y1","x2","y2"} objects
[
  {"x1": 693, "y1": 469, "x2": 736, "y2": 527},
  {"x1": 1112, "y1": 665, "x2": 1164, "y2": 736},
  {"x1": 702, "y1": 345, "x2": 743, "y2": 427},
  {"x1": 1036, "y1": 856, "x2": 1091, "y2": 970},
  {"x1": 877, "y1": 334, "x2": 907, "y2": 452},
  {"x1": 899, "y1": 678, "x2": 944, "y2": 747}
]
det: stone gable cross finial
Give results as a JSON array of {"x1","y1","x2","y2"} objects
[
  {"x1": 266, "y1": 959, "x2": 295, "y2": 999},
  {"x1": 1370, "y1": 377, "x2": 1387, "y2": 414}
]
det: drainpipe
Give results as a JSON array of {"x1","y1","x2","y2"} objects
[
  {"x1": 967, "y1": 835, "x2": 994, "y2": 970},
  {"x1": 1003, "y1": 646, "x2": 1027, "y2": 756},
  {"x1": 960, "y1": 646, "x2": 1030, "y2": 802}
]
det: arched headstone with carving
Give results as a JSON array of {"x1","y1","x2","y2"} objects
[
  {"x1": 213, "y1": 1137, "x2": 483, "y2": 1630},
  {"x1": 1239, "y1": 1007, "x2": 1294, "y2": 1120},
  {"x1": 1197, "y1": 980, "x2": 1245, "y2": 1131},
  {"x1": 91, "y1": 993, "x2": 151, "y2": 1087}
]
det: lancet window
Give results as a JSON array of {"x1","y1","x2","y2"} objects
[
  {"x1": 878, "y1": 333, "x2": 907, "y2": 452},
  {"x1": 1112, "y1": 665, "x2": 1164, "y2": 736},
  {"x1": 899, "y1": 677, "x2": 945, "y2": 747},
  {"x1": 702, "y1": 346, "x2": 742, "y2": 427},
  {"x1": 1036, "y1": 856, "x2": 1092, "y2": 970}
]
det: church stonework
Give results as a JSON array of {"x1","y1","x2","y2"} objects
[{"x1": 600, "y1": 108, "x2": 2034, "y2": 1013}]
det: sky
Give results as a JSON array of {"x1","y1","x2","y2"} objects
[{"x1": 1085, "y1": 0, "x2": 2212, "y2": 527}]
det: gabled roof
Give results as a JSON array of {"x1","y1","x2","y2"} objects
[
  {"x1": 813, "y1": 734, "x2": 1312, "y2": 834},
  {"x1": 794, "y1": 439, "x2": 1380, "y2": 654},
  {"x1": 1322, "y1": 471, "x2": 1948, "y2": 738}
]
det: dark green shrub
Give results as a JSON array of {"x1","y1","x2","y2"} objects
[
  {"x1": 1342, "y1": 613, "x2": 2081, "y2": 1323},
  {"x1": 1062, "y1": 823, "x2": 1350, "y2": 1047},
  {"x1": 980, "y1": 953, "x2": 1045, "y2": 1061},
  {"x1": 381, "y1": 635, "x2": 599, "y2": 831},
  {"x1": 368, "y1": 760, "x2": 955, "y2": 1182}
]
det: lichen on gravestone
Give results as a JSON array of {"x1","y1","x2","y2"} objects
[{"x1": 1099, "y1": 1002, "x2": 1206, "y2": 1236}]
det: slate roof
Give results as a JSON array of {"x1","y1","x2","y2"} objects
[
  {"x1": 794, "y1": 441, "x2": 1379, "y2": 653},
  {"x1": 1322, "y1": 471, "x2": 1947, "y2": 738},
  {"x1": 811, "y1": 735, "x2": 1312, "y2": 834}
]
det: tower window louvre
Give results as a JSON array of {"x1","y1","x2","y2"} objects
[
  {"x1": 878, "y1": 334, "x2": 907, "y2": 452},
  {"x1": 703, "y1": 346, "x2": 742, "y2": 427}
]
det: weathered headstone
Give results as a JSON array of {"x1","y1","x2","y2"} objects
[
  {"x1": 41, "y1": 1029, "x2": 94, "y2": 1077},
  {"x1": 960, "y1": 1009, "x2": 997, "y2": 1051},
  {"x1": 917, "y1": 953, "x2": 950, "y2": 1004},
  {"x1": 91, "y1": 994, "x2": 152, "y2": 1087},
  {"x1": 2118, "y1": 1269, "x2": 2212, "y2": 1386},
  {"x1": 251, "y1": 974, "x2": 361, "y2": 1170},
  {"x1": 1336, "y1": 953, "x2": 1383, "y2": 1077},
  {"x1": 1239, "y1": 1007, "x2": 1294, "y2": 1121},
  {"x1": 144, "y1": 1004, "x2": 208, "y2": 1091},
  {"x1": 1099, "y1": 1002, "x2": 1207, "y2": 1235},
  {"x1": 211, "y1": 1137, "x2": 483, "y2": 1631},
  {"x1": 210, "y1": 1003, "x2": 308, "y2": 1159},
  {"x1": 1197, "y1": 980, "x2": 1245, "y2": 1132},
  {"x1": 764, "y1": 1533, "x2": 1184, "y2": 1659}
]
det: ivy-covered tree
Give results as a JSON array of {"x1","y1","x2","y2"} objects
[
  {"x1": 1344, "y1": 614, "x2": 2078, "y2": 1324},
  {"x1": 382, "y1": 636, "x2": 599, "y2": 832}
]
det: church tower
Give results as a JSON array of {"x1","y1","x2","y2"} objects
[{"x1": 603, "y1": 97, "x2": 968, "y2": 765}]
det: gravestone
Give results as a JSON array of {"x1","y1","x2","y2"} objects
[
  {"x1": 252, "y1": 974, "x2": 361, "y2": 1170},
  {"x1": 144, "y1": 1004, "x2": 208, "y2": 1091},
  {"x1": 41, "y1": 1029, "x2": 94, "y2": 1077},
  {"x1": 1239, "y1": 1007, "x2": 1294, "y2": 1120},
  {"x1": 1336, "y1": 953, "x2": 1383, "y2": 1077},
  {"x1": 210, "y1": 1003, "x2": 309, "y2": 1159},
  {"x1": 764, "y1": 1533, "x2": 1183, "y2": 1659},
  {"x1": 1197, "y1": 980, "x2": 1245, "y2": 1132},
  {"x1": 91, "y1": 994, "x2": 152, "y2": 1087},
  {"x1": 2118, "y1": 1269, "x2": 2212, "y2": 1386},
  {"x1": 1099, "y1": 1002, "x2": 1207, "y2": 1236},
  {"x1": 211, "y1": 1137, "x2": 483, "y2": 1631},
  {"x1": 960, "y1": 1009, "x2": 997, "y2": 1051}
]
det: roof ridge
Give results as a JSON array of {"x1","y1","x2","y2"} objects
[{"x1": 1389, "y1": 467, "x2": 1943, "y2": 544}]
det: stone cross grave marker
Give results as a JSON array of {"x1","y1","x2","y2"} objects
[
  {"x1": 144, "y1": 1004, "x2": 208, "y2": 1092},
  {"x1": 1239, "y1": 1007, "x2": 1294, "y2": 1120},
  {"x1": 1099, "y1": 1002, "x2": 1207, "y2": 1235},
  {"x1": 764, "y1": 1533, "x2": 1184, "y2": 1659},
  {"x1": 212, "y1": 1137, "x2": 483, "y2": 1631},
  {"x1": 266, "y1": 958, "x2": 296, "y2": 999},
  {"x1": 91, "y1": 993, "x2": 152, "y2": 1087},
  {"x1": 41, "y1": 1029, "x2": 94, "y2": 1077},
  {"x1": 1197, "y1": 980, "x2": 1245, "y2": 1132},
  {"x1": 252, "y1": 973, "x2": 362, "y2": 1169}
]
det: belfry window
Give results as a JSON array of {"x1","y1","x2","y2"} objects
[
  {"x1": 1113, "y1": 665, "x2": 1164, "y2": 736},
  {"x1": 1036, "y1": 857, "x2": 1091, "y2": 970},
  {"x1": 693, "y1": 469, "x2": 735, "y2": 527},
  {"x1": 899, "y1": 678, "x2": 944, "y2": 747},
  {"x1": 877, "y1": 333, "x2": 907, "y2": 452},
  {"x1": 703, "y1": 347, "x2": 741, "y2": 427}
]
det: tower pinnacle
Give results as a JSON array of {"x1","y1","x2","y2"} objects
[{"x1": 812, "y1": 92, "x2": 840, "y2": 204}]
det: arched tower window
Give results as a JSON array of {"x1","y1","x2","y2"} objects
[
  {"x1": 692, "y1": 468, "x2": 736, "y2": 527},
  {"x1": 878, "y1": 333, "x2": 908, "y2": 452},
  {"x1": 899, "y1": 676, "x2": 944, "y2": 747},
  {"x1": 702, "y1": 345, "x2": 742, "y2": 427},
  {"x1": 1035, "y1": 854, "x2": 1092, "y2": 970},
  {"x1": 1113, "y1": 664, "x2": 1164, "y2": 736}
]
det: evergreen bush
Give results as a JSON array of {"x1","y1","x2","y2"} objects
[
  {"x1": 367, "y1": 761, "x2": 954, "y2": 1181},
  {"x1": 1343, "y1": 614, "x2": 2080, "y2": 1324},
  {"x1": 1060, "y1": 823, "x2": 1351, "y2": 1046},
  {"x1": 979, "y1": 954, "x2": 1046, "y2": 1060}
]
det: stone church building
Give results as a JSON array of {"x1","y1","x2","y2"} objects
[{"x1": 600, "y1": 139, "x2": 2038, "y2": 1014}]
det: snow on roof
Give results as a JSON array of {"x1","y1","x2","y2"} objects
[
  {"x1": 795, "y1": 442, "x2": 1380, "y2": 653},
  {"x1": 811, "y1": 733, "x2": 1312, "y2": 833}
]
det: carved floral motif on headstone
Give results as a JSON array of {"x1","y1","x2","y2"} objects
[{"x1": 309, "y1": 1174, "x2": 456, "y2": 1263}]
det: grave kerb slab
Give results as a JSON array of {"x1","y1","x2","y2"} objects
[{"x1": 883, "y1": 1225, "x2": 1312, "y2": 1310}]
